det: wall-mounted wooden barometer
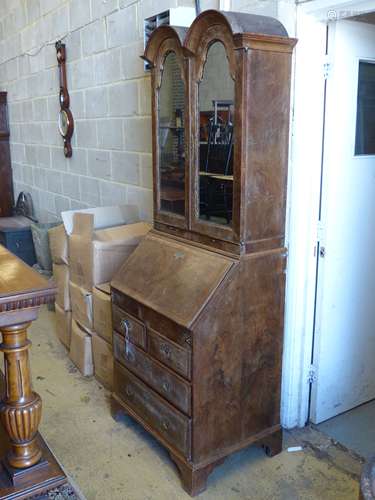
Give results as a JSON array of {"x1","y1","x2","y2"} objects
[
  {"x1": 111, "y1": 10, "x2": 297, "y2": 496},
  {"x1": 56, "y1": 41, "x2": 74, "y2": 157}
]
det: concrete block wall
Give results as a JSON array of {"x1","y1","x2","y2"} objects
[{"x1": 0, "y1": 0, "x2": 291, "y2": 222}]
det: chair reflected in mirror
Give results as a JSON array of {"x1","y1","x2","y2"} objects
[
  {"x1": 199, "y1": 100, "x2": 234, "y2": 225},
  {"x1": 159, "y1": 108, "x2": 185, "y2": 215}
]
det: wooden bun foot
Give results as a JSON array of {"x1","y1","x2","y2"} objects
[
  {"x1": 111, "y1": 396, "x2": 127, "y2": 422},
  {"x1": 170, "y1": 453, "x2": 225, "y2": 497},
  {"x1": 260, "y1": 428, "x2": 283, "y2": 457}
]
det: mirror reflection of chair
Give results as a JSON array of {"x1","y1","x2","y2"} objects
[
  {"x1": 200, "y1": 99, "x2": 234, "y2": 224},
  {"x1": 158, "y1": 51, "x2": 186, "y2": 216}
]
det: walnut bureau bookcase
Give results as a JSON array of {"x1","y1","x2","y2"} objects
[{"x1": 111, "y1": 10, "x2": 296, "y2": 496}]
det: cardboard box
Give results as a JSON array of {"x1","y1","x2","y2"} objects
[
  {"x1": 93, "y1": 283, "x2": 112, "y2": 344},
  {"x1": 62, "y1": 205, "x2": 140, "y2": 235},
  {"x1": 69, "y1": 320, "x2": 94, "y2": 377},
  {"x1": 48, "y1": 224, "x2": 69, "y2": 265},
  {"x1": 68, "y1": 216, "x2": 150, "y2": 290},
  {"x1": 53, "y1": 263, "x2": 70, "y2": 311},
  {"x1": 55, "y1": 304, "x2": 72, "y2": 349},
  {"x1": 70, "y1": 281, "x2": 93, "y2": 333},
  {"x1": 61, "y1": 205, "x2": 141, "y2": 290},
  {"x1": 92, "y1": 332, "x2": 113, "y2": 390}
]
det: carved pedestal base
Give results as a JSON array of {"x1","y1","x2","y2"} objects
[
  {"x1": 3, "y1": 456, "x2": 49, "y2": 487},
  {"x1": 0, "y1": 393, "x2": 66, "y2": 499},
  {"x1": 0, "y1": 323, "x2": 43, "y2": 470},
  {"x1": 0, "y1": 322, "x2": 66, "y2": 499}
]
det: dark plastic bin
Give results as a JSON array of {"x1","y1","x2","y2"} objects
[{"x1": 31, "y1": 222, "x2": 59, "y2": 272}]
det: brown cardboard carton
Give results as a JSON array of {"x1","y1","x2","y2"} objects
[
  {"x1": 48, "y1": 224, "x2": 68, "y2": 265},
  {"x1": 55, "y1": 304, "x2": 72, "y2": 349},
  {"x1": 69, "y1": 217, "x2": 151, "y2": 290},
  {"x1": 92, "y1": 332, "x2": 113, "y2": 390},
  {"x1": 69, "y1": 281, "x2": 93, "y2": 333},
  {"x1": 93, "y1": 283, "x2": 112, "y2": 344},
  {"x1": 62, "y1": 204, "x2": 140, "y2": 286},
  {"x1": 53, "y1": 263, "x2": 70, "y2": 311},
  {"x1": 69, "y1": 320, "x2": 94, "y2": 376}
]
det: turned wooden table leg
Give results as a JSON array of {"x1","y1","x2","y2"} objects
[{"x1": 0, "y1": 322, "x2": 42, "y2": 469}]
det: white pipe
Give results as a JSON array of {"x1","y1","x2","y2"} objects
[{"x1": 219, "y1": 0, "x2": 231, "y2": 10}]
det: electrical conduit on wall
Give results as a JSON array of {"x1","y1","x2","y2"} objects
[{"x1": 220, "y1": 0, "x2": 231, "y2": 10}]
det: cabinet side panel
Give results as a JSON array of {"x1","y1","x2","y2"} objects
[
  {"x1": 244, "y1": 50, "x2": 292, "y2": 245},
  {"x1": 192, "y1": 250, "x2": 286, "y2": 464},
  {"x1": 0, "y1": 139, "x2": 13, "y2": 217}
]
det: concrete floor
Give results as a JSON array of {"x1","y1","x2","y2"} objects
[
  {"x1": 24, "y1": 307, "x2": 363, "y2": 500},
  {"x1": 318, "y1": 400, "x2": 375, "y2": 461}
]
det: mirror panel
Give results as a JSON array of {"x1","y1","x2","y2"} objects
[
  {"x1": 158, "y1": 51, "x2": 185, "y2": 216},
  {"x1": 198, "y1": 41, "x2": 234, "y2": 226}
]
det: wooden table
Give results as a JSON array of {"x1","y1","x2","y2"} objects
[{"x1": 0, "y1": 245, "x2": 66, "y2": 499}]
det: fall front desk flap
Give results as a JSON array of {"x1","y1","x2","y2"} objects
[{"x1": 111, "y1": 233, "x2": 236, "y2": 329}]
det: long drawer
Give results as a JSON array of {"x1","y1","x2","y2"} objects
[
  {"x1": 114, "y1": 362, "x2": 191, "y2": 459},
  {"x1": 148, "y1": 328, "x2": 191, "y2": 380},
  {"x1": 113, "y1": 332, "x2": 191, "y2": 415},
  {"x1": 112, "y1": 305, "x2": 147, "y2": 350}
]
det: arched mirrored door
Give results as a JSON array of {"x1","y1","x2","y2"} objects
[
  {"x1": 157, "y1": 51, "x2": 186, "y2": 218},
  {"x1": 198, "y1": 41, "x2": 235, "y2": 227}
]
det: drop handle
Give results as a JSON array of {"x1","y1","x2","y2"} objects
[
  {"x1": 124, "y1": 347, "x2": 134, "y2": 363},
  {"x1": 162, "y1": 420, "x2": 170, "y2": 431},
  {"x1": 121, "y1": 319, "x2": 131, "y2": 337},
  {"x1": 160, "y1": 344, "x2": 172, "y2": 360},
  {"x1": 125, "y1": 386, "x2": 133, "y2": 397},
  {"x1": 162, "y1": 381, "x2": 170, "y2": 393}
]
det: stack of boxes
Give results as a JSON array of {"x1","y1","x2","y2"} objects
[
  {"x1": 49, "y1": 224, "x2": 72, "y2": 349},
  {"x1": 92, "y1": 283, "x2": 113, "y2": 390},
  {"x1": 51, "y1": 206, "x2": 151, "y2": 389}
]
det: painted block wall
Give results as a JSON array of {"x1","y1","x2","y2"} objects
[{"x1": 0, "y1": 0, "x2": 293, "y2": 223}]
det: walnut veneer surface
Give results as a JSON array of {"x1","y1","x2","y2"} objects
[
  {"x1": 0, "y1": 245, "x2": 55, "y2": 308},
  {"x1": 111, "y1": 10, "x2": 296, "y2": 496}
]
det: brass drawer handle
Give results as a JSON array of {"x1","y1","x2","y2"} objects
[
  {"x1": 124, "y1": 347, "x2": 134, "y2": 363},
  {"x1": 162, "y1": 420, "x2": 169, "y2": 431},
  {"x1": 125, "y1": 385, "x2": 133, "y2": 397},
  {"x1": 121, "y1": 319, "x2": 131, "y2": 337},
  {"x1": 162, "y1": 381, "x2": 170, "y2": 393},
  {"x1": 160, "y1": 343, "x2": 172, "y2": 360}
]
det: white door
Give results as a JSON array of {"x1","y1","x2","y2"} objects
[{"x1": 310, "y1": 19, "x2": 375, "y2": 424}]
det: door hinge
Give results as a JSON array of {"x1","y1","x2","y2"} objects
[
  {"x1": 323, "y1": 54, "x2": 332, "y2": 80},
  {"x1": 315, "y1": 221, "x2": 326, "y2": 257},
  {"x1": 308, "y1": 365, "x2": 317, "y2": 384}
]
